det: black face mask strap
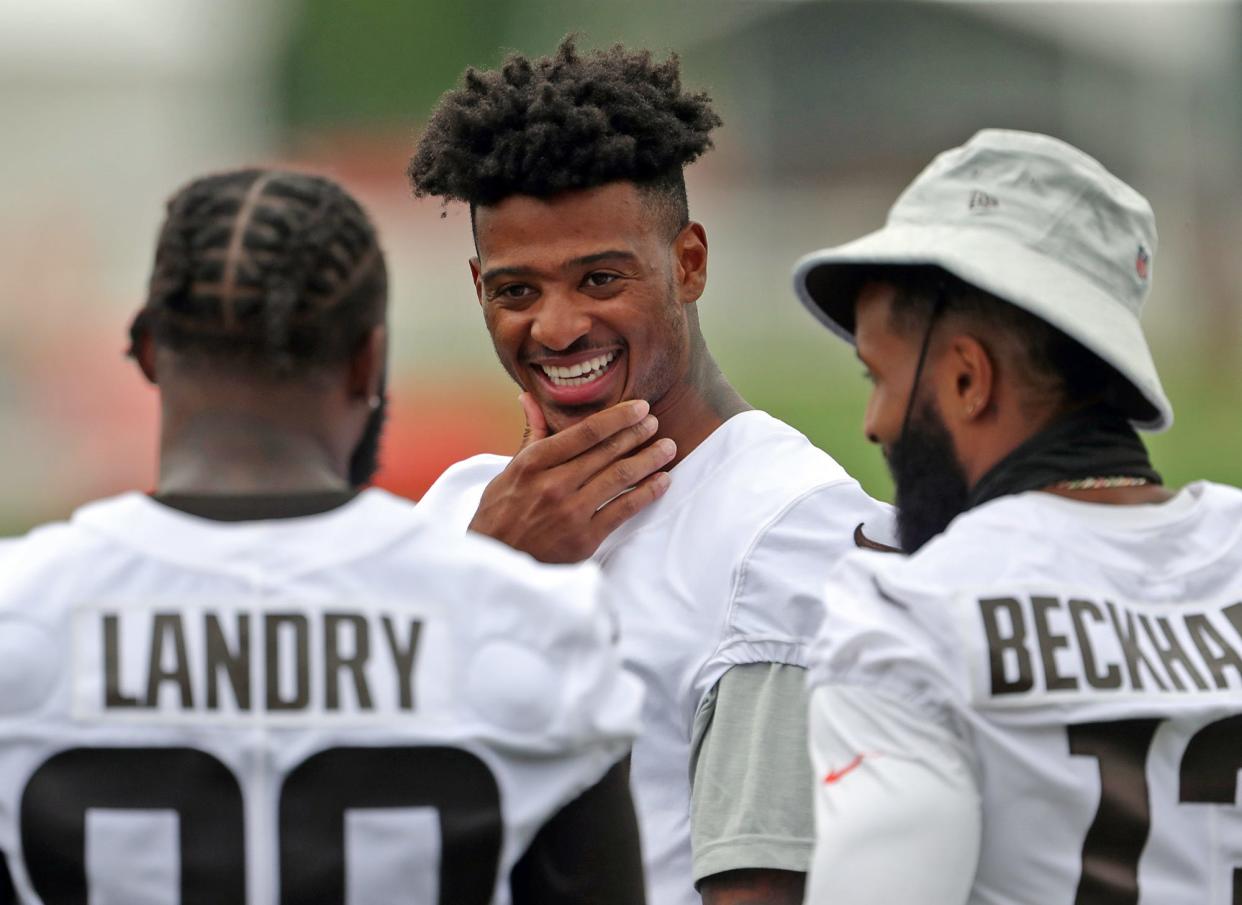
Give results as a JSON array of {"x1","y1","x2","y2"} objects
[{"x1": 897, "y1": 284, "x2": 948, "y2": 448}]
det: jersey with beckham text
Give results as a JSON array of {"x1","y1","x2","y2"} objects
[
  {"x1": 808, "y1": 482, "x2": 1242, "y2": 905},
  {"x1": 418, "y1": 410, "x2": 895, "y2": 905},
  {"x1": 0, "y1": 489, "x2": 642, "y2": 905}
]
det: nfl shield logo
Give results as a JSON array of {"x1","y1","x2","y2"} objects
[{"x1": 1136, "y1": 245, "x2": 1150, "y2": 280}]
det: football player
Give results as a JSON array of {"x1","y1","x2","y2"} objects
[
  {"x1": 0, "y1": 168, "x2": 645, "y2": 904},
  {"x1": 793, "y1": 130, "x2": 1242, "y2": 904},
  {"x1": 409, "y1": 38, "x2": 893, "y2": 905}
]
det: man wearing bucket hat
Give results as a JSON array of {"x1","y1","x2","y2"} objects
[{"x1": 792, "y1": 130, "x2": 1242, "y2": 904}]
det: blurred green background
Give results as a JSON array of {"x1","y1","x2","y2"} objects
[{"x1": 0, "y1": 0, "x2": 1238, "y2": 532}]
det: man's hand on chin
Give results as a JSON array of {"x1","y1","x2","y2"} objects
[{"x1": 467, "y1": 395, "x2": 676, "y2": 563}]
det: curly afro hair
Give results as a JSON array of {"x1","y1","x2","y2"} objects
[{"x1": 408, "y1": 36, "x2": 722, "y2": 233}]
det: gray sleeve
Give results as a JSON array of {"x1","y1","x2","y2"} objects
[{"x1": 688, "y1": 662, "x2": 814, "y2": 885}]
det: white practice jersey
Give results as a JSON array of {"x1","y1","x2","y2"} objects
[
  {"x1": 808, "y1": 482, "x2": 1242, "y2": 905},
  {"x1": 0, "y1": 489, "x2": 641, "y2": 905},
  {"x1": 418, "y1": 410, "x2": 894, "y2": 905}
]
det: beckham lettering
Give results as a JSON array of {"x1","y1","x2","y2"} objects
[{"x1": 979, "y1": 595, "x2": 1242, "y2": 697}]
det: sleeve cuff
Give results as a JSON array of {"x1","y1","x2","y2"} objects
[{"x1": 692, "y1": 833, "x2": 813, "y2": 884}]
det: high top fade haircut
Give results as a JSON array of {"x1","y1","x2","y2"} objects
[
  {"x1": 407, "y1": 36, "x2": 722, "y2": 241},
  {"x1": 130, "y1": 169, "x2": 387, "y2": 378}
]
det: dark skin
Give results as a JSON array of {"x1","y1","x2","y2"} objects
[
  {"x1": 467, "y1": 181, "x2": 750, "y2": 564},
  {"x1": 467, "y1": 182, "x2": 801, "y2": 903},
  {"x1": 853, "y1": 281, "x2": 1173, "y2": 506},
  {"x1": 132, "y1": 327, "x2": 386, "y2": 494},
  {"x1": 699, "y1": 869, "x2": 806, "y2": 905}
]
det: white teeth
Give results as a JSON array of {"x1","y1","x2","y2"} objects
[{"x1": 539, "y1": 351, "x2": 618, "y2": 387}]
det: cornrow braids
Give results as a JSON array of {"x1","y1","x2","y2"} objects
[
  {"x1": 408, "y1": 36, "x2": 722, "y2": 236},
  {"x1": 131, "y1": 168, "x2": 387, "y2": 377}
]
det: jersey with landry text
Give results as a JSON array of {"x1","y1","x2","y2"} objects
[
  {"x1": 809, "y1": 482, "x2": 1242, "y2": 905},
  {"x1": 418, "y1": 410, "x2": 895, "y2": 905},
  {"x1": 0, "y1": 489, "x2": 641, "y2": 905}
]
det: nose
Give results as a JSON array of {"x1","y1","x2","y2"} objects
[
  {"x1": 530, "y1": 291, "x2": 591, "y2": 351},
  {"x1": 862, "y1": 394, "x2": 884, "y2": 446}
]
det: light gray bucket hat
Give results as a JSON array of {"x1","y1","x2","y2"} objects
[{"x1": 792, "y1": 129, "x2": 1172, "y2": 432}]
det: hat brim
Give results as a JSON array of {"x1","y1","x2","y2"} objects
[{"x1": 791, "y1": 223, "x2": 1173, "y2": 432}]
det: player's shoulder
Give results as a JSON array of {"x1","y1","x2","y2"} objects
[
  {"x1": 427, "y1": 453, "x2": 510, "y2": 488},
  {"x1": 682, "y1": 410, "x2": 895, "y2": 544},
  {"x1": 0, "y1": 496, "x2": 130, "y2": 598},
  {"x1": 416, "y1": 453, "x2": 510, "y2": 531},
  {"x1": 906, "y1": 480, "x2": 1242, "y2": 586},
  {"x1": 706, "y1": 410, "x2": 851, "y2": 490},
  {"x1": 417, "y1": 523, "x2": 642, "y2": 751}
]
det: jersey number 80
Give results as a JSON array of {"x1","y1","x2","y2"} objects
[{"x1": 18, "y1": 745, "x2": 502, "y2": 905}]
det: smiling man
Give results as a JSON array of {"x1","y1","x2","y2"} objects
[{"x1": 409, "y1": 38, "x2": 893, "y2": 905}]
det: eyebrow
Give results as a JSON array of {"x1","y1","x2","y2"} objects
[{"x1": 480, "y1": 249, "x2": 639, "y2": 284}]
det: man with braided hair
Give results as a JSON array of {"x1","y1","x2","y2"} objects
[
  {"x1": 410, "y1": 38, "x2": 893, "y2": 905},
  {"x1": 0, "y1": 168, "x2": 647, "y2": 904}
]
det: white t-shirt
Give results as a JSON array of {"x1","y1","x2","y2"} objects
[
  {"x1": 418, "y1": 410, "x2": 894, "y2": 905},
  {"x1": 0, "y1": 489, "x2": 641, "y2": 905},
  {"x1": 806, "y1": 482, "x2": 1242, "y2": 905}
]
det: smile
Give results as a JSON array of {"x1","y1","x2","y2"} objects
[{"x1": 538, "y1": 351, "x2": 618, "y2": 387}]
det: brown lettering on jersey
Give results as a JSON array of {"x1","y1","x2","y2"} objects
[
  {"x1": 205, "y1": 613, "x2": 251, "y2": 710},
  {"x1": 1106, "y1": 602, "x2": 1169, "y2": 692},
  {"x1": 382, "y1": 617, "x2": 422, "y2": 711},
  {"x1": 324, "y1": 613, "x2": 373, "y2": 711},
  {"x1": 980, "y1": 597, "x2": 1034, "y2": 695},
  {"x1": 1068, "y1": 599, "x2": 1123, "y2": 689},
  {"x1": 102, "y1": 614, "x2": 142, "y2": 709},
  {"x1": 145, "y1": 613, "x2": 193, "y2": 708},
  {"x1": 265, "y1": 614, "x2": 310, "y2": 711},
  {"x1": 1223, "y1": 602, "x2": 1242, "y2": 642},
  {"x1": 1139, "y1": 614, "x2": 1208, "y2": 692},
  {"x1": 1031, "y1": 596, "x2": 1078, "y2": 692},
  {"x1": 1184, "y1": 613, "x2": 1242, "y2": 689}
]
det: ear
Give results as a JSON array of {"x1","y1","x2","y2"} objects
[
  {"x1": 672, "y1": 222, "x2": 708, "y2": 305},
  {"x1": 469, "y1": 257, "x2": 484, "y2": 308},
  {"x1": 132, "y1": 331, "x2": 159, "y2": 385},
  {"x1": 348, "y1": 325, "x2": 388, "y2": 402},
  {"x1": 940, "y1": 332, "x2": 995, "y2": 426}
]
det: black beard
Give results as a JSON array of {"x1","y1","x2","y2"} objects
[
  {"x1": 348, "y1": 389, "x2": 388, "y2": 488},
  {"x1": 889, "y1": 399, "x2": 970, "y2": 553}
]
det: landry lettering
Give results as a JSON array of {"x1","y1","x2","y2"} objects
[
  {"x1": 980, "y1": 595, "x2": 1242, "y2": 698},
  {"x1": 101, "y1": 610, "x2": 423, "y2": 714}
]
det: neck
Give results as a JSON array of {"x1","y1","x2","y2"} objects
[
  {"x1": 158, "y1": 411, "x2": 349, "y2": 495},
  {"x1": 650, "y1": 340, "x2": 750, "y2": 469},
  {"x1": 963, "y1": 401, "x2": 1167, "y2": 511},
  {"x1": 960, "y1": 404, "x2": 1063, "y2": 491}
]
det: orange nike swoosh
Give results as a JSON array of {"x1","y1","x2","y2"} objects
[{"x1": 823, "y1": 754, "x2": 865, "y2": 784}]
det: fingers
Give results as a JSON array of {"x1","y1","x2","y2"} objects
[
  {"x1": 520, "y1": 399, "x2": 651, "y2": 468},
  {"x1": 517, "y1": 392, "x2": 549, "y2": 452},
  {"x1": 579, "y1": 437, "x2": 676, "y2": 507},
  {"x1": 589, "y1": 469, "x2": 673, "y2": 539}
]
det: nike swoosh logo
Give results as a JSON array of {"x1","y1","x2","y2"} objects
[
  {"x1": 854, "y1": 523, "x2": 902, "y2": 554},
  {"x1": 823, "y1": 753, "x2": 866, "y2": 784}
]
